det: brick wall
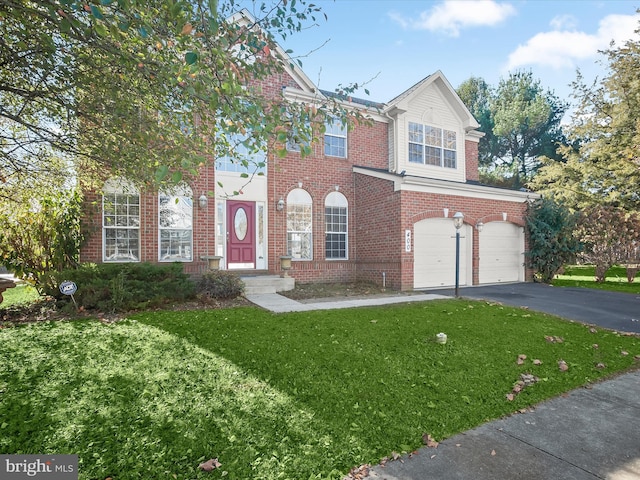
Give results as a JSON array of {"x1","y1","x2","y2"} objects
[
  {"x1": 266, "y1": 113, "x2": 390, "y2": 284},
  {"x1": 80, "y1": 165, "x2": 217, "y2": 276},
  {"x1": 465, "y1": 139, "x2": 479, "y2": 182}
]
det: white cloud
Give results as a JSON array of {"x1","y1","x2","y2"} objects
[
  {"x1": 389, "y1": 0, "x2": 516, "y2": 37},
  {"x1": 506, "y1": 13, "x2": 640, "y2": 70},
  {"x1": 550, "y1": 14, "x2": 578, "y2": 30}
]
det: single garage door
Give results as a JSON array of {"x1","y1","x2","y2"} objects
[
  {"x1": 414, "y1": 218, "x2": 471, "y2": 289},
  {"x1": 479, "y1": 221, "x2": 524, "y2": 284}
]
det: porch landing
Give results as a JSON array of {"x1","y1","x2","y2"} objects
[{"x1": 240, "y1": 274, "x2": 295, "y2": 295}]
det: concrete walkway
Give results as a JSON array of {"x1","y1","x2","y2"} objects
[
  {"x1": 246, "y1": 290, "x2": 640, "y2": 480},
  {"x1": 245, "y1": 292, "x2": 448, "y2": 313}
]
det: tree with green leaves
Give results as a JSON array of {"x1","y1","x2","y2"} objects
[
  {"x1": 458, "y1": 72, "x2": 568, "y2": 189},
  {"x1": 524, "y1": 197, "x2": 582, "y2": 283},
  {"x1": 0, "y1": 187, "x2": 85, "y2": 292},
  {"x1": 1, "y1": 0, "x2": 364, "y2": 200},
  {"x1": 532, "y1": 36, "x2": 640, "y2": 211},
  {"x1": 456, "y1": 76, "x2": 497, "y2": 169},
  {"x1": 491, "y1": 71, "x2": 568, "y2": 189},
  {"x1": 1, "y1": 0, "x2": 366, "y2": 281}
]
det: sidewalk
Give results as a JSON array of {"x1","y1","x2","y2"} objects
[
  {"x1": 246, "y1": 292, "x2": 640, "y2": 480},
  {"x1": 368, "y1": 369, "x2": 640, "y2": 480}
]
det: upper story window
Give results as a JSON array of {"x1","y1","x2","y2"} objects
[
  {"x1": 103, "y1": 178, "x2": 140, "y2": 262},
  {"x1": 159, "y1": 186, "x2": 193, "y2": 262},
  {"x1": 408, "y1": 122, "x2": 457, "y2": 169},
  {"x1": 286, "y1": 121, "x2": 311, "y2": 153},
  {"x1": 286, "y1": 188, "x2": 312, "y2": 260},
  {"x1": 216, "y1": 132, "x2": 266, "y2": 175},
  {"x1": 324, "y1": 118, "x2": 347, "y2": 158}
]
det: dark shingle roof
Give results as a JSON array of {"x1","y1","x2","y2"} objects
[{"x1": 319, "y1": 89, "x2": 384, "y2": 109}]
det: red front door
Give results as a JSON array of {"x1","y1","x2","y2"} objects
[{"x1": 227, "y1": 201, "x2": 255, "y2": 269}]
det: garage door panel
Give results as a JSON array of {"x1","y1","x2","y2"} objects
[
  {"x1": 479, "y1": 222, "x2": 524, "y2": 284},
  {"x1": 414, "y1": 218, "x2": 470, "y2": 289}
]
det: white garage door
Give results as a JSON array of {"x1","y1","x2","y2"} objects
[
  {"x1": 479, "y1": 221, "x2": 524, "y2": 284},
  {"x1": 414, "y1": 218, "x2": 471, "y2": 289}
]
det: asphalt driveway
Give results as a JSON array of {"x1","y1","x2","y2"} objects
[{"x1": 431, "y1": 283, "x2": 640, "y2": 334}]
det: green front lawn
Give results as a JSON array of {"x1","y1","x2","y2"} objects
[
  {"x1": 553, "y1": 265, "x2": 640, "y2": 293},
  {"x1": 1, "y1": 283, "x2": 40, "y2": 307},
  {"x1": 1, "y1": 301, "x2": 639, "y2": 479}
]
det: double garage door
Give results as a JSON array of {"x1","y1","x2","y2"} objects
[{"x1": 413, "y1": 219, "x2": 524, "y2": 289}]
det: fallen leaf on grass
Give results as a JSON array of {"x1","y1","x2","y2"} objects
[
  {"x1": 532, "y1": 359, "x2": 542, "y2": 365},
  {"x1": 506, "y1": 393, "x2": 515, "y2": 401},
  {"x1": 595, "y1": 362, "x2": 606, "y2": 369},
  {"x1": 589, "y1": 327, "x2": 598, "y2": 334},
  {"x1": 545, "y1": 335, "x2": 564, "y2": 343},
  {"x1": 344, "y1": 464, "x2": 370, "y2": 480},
  {"x1": 635, "y1": 355, "x2": 640, "y2": 361},
  {"x1": 621, "y1": 351, "x2": 629, "y2": 356},
  {"x1": 391, "y1": 451, "x2": 401, "y2": 461},
  {"x1": 558, "y1": 360, "x2": 569, "y2": 371},
  {"x1": 517, "y1": 354, "x2": 527, "y2": 365},
  {"x1": 592, "y1": 344, "x2": 599, "y2": 349},
  {"x1": 422, "y1": 433, "x2": 439, "y2": 448},
  {"x1": 198, "y1": 458, "x2": 222, "y2": 472}
]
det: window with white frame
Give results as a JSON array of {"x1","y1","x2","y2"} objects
[
  {"x1": 216, "y1": 132, "x2": 266, "y2": 175},
  {"x1": 325, "y1": 191, "x2": 348, "y2": 259},
  {"x1": 287, "y1": 188, "x2": 312, "y2": 260},
  {"x1": 408, "y1": 122, "x2": 457, "y2": 168},
  {"x1": 103, "y1": 178, "x2": 140, "y2": 262},
  {"x1": 158, "y1": 186, "x2": 193, "y2": 262},
  {"x1": 324, "y1": 118, "x2": 347, "y2": 158},
  {"x1": 286, "y1": 120, "x2": 311, "y2": 153}
]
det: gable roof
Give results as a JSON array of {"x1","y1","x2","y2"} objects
[
  {"x1": 228, "y1": 9, "x2": 318, "y2": 94},
  {"x1": 384, "y1": 70, "x2": 480, "y2": 131}
]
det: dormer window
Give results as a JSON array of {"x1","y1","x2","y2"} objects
[{"x1": 408, "y1": 122, "x2": 457, "y2": 169}]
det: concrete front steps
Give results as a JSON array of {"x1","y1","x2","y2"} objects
[{"x1": 240, "y1": 274, "x2": 295, "y2": 295}]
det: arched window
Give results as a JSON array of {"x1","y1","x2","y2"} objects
[
  {"x1": 325, "y1": 191, "x2": 348, "y2": 259},
  {"x1": 159, "y1": 185, "x2": 193, "y2": 262},
  {"x1": 286, "y1": 188, "x2": 312, "y2": 260},
  {"x1": 103, "y1": 178, "x2": 140, "y2": 262}
]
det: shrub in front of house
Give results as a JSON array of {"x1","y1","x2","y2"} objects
[
  {"x1": 197, "y1": 271, "x2": 245, "y2": 300},
  {"x1": 45, "y1": 262, "x2": 195, "y2": 313}
]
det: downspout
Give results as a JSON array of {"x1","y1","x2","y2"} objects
[{"x1": 383, "y1": 108, "x2": 398, "y2": 174}]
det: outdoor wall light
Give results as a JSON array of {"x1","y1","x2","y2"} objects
[
  {"x1": 276, "y1": 197, "x2": 285, "y2": 211},
  {"x1": 476, "y1": 221, "x2": 484, "y2": 232},
  {"x1": 453, "y1": 211, "x2": 464, "y2": 230},
  {"x1": 198, "y1": 193, "x2": 208, "y2": 209}
]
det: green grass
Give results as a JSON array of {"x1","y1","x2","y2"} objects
[
  {"x1": 553, "y1": 265, "x2": 640, "y2": 293},
  {"x1": 1, "y1": 301, "x2": 639, "y2": 479},
  {"x1": 1, "y1": 283, "x2": 40, "y2": 307}
]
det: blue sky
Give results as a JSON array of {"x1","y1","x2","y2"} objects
[{"x1": 258, "y1": 0, "x2": 640, "y2": 112}]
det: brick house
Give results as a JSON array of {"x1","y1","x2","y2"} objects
[{"x1": 80, "y1": 20, "x2": 534, "y2": 291}]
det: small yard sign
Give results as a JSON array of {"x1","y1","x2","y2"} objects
[
  {"x1": 59, "y1": 281, "x2": 77, "y2": 296},
  {"x1": 59, "y1": 280, "x2": 78, "y2": 309}
]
